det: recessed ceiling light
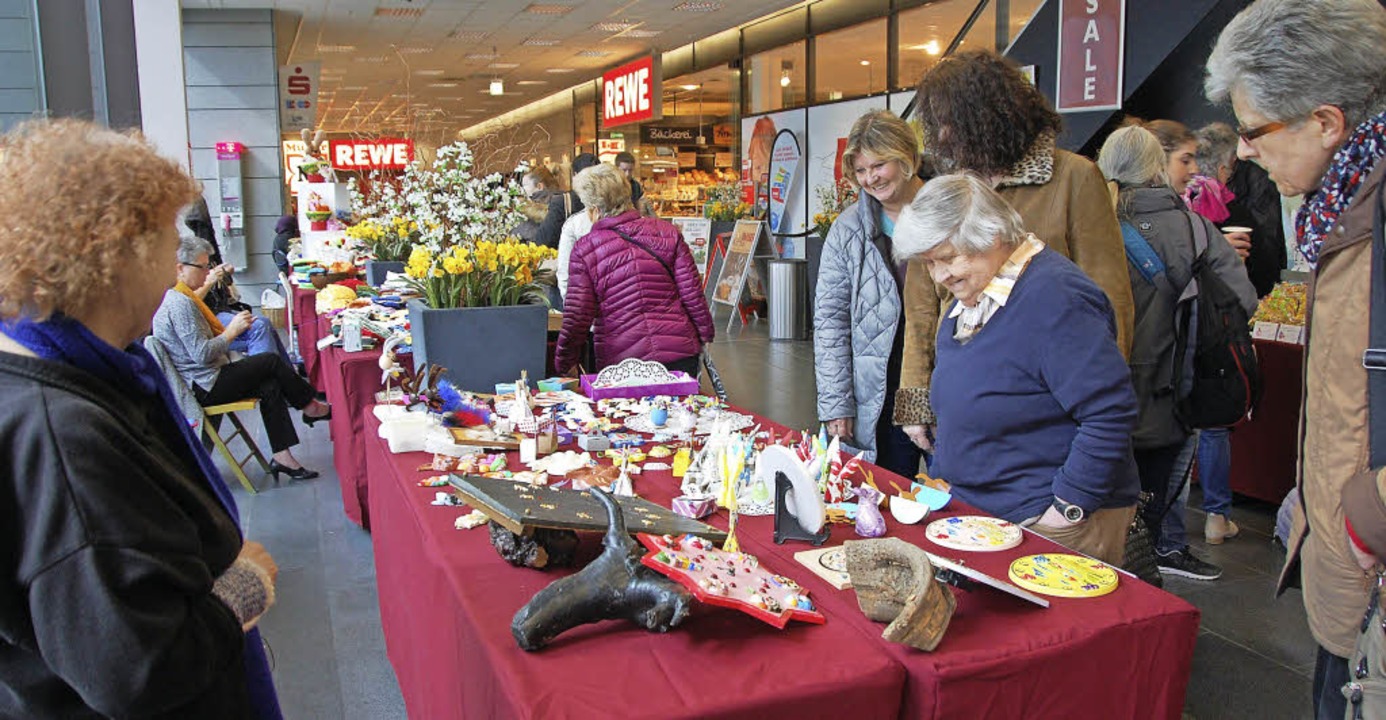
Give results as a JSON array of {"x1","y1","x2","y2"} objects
[
  {"x1": 374, "y1": 7, "x2": 423, "y2": 18},
  {"x1": 672, "y1": 1, "x2": 722, "y2": 10},
  {"x1": 523, "y1": 39, "x2": 561, "y2": 46},
  {"x1": 316, "y1": 44, "x2": 357, "y2": 53},
  {"x1": 546, "y1": 67, "x2": 576, "y2": 73},
  {"x1": 516, "y1": 80, "x2": 548, "y2": 85},
  {"x1": 415, "y1": 69, "x2": 446, "y2": 76},
  {"x1": 622, "y1": 29, "x2": 661, "y2": 38},
  {"x1": 576, "y1": 50, "x2": 611, "y2": 58},
  {"x1": 340, "y1": 85, "x2": 367, "y2": 90},
  {"x1": 465, "y1": 52, "x2": 499, "y2": 60},
  {"x1": 354, "y1": 55, "x2": 390, "y2": 63},
  {"x1": 679, "y1": 84, "x2": 700, "y2": 90},
  {"x1": 449, "y1": 30, "x2": 490, "y2": 41},
  {"x1": 524, "y1": 4, "x2": 574, "y2": 15},
  {"x1": 489, "y1": 62, "x2": 520, "y2": 69},
  {"x1": 592, "y1": 21, "x2": 638, "y2": 32},
  {"x1": 429, "y1": 82, "x2": 459, "y2": 88},
  {"x1": 395, "y1": 46, "x2": 433, "y2": 55}
]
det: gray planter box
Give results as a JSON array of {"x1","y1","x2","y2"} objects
[
  {"x1": 365, "y1": 260, "x2": 406, "y2": 286},
  {"x1": 407, "y1": 300, "x2": 547, "y2": 392}
]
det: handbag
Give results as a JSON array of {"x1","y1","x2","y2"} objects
[
  {"x1": 612, "y1": 228, "x2": 728, "y2": 402},
  {"x1": 1122, "y1": 491, "x2": 1164, "y2": 588},
  {"x1": 1346, "y1": 574, "x2": 1386, "y2": 719}
]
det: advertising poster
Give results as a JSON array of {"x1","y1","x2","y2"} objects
[
  {"x1": 667, "y1": 216, "x2": 712, "y2": 276},
  {"x1": 767, "y1": 129, "x2": 801, "y2": 236},
  {"x1": 805, "y1": 97, "x2": 886, "y2": 237},
  {"x1": 279, "y1": 62, "x2": 320, "y2": 133},
  {"x1": 741, "y1": 109, "x2": 807, "y2": 255}
]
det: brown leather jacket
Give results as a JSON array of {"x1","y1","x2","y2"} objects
[
  {"x1": 1281, "y1": 162, "x2": 1386, "y2": 658},
  {"x1": 893, "y1": 137, "x2": 1135, "y2": 425}
]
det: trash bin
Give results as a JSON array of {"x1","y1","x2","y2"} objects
[{"x1": 768, "y1": 259, "x2": 809, "y2": 341}]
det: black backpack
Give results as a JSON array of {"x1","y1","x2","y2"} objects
[{"x1": 1170, "y1": 213, "x2": 1263, "y2": 429}]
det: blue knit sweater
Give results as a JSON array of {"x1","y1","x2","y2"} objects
[{"x1": 930, "y1": 248, "x2": 1140, "y2": 523}]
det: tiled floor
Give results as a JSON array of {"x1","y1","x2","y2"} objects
[{"x1": 223, "y1": 311, "x2": 1313, "y2": 719}]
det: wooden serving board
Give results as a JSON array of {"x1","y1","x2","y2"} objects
[{"x1": 448, "y1": 474, "x2": 727, "y2": 543}]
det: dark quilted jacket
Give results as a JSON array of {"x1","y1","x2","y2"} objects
[{"x1": 555, "y1": 210, "x2": 715, "y2": 371}]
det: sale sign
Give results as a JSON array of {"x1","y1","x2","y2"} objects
[
  {"x1": 328, "y1": 138, "x2": 415, "y2": 171},
  {"x1": 279, "y1": 62, "x2": 320, "y2": 132},
  {"x1": 602, "y1": 56, "x2": 662, "y2": 129},
  {"x1": 1055, "y1": 0, "x2": 1125, "y2": 112}
]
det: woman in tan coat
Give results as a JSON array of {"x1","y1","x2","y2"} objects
[
  {"x1": 1206, "y1": 1, "x2": 1386, "y2": 717},
  {"x1": 894, "y1": 50, "x2": 1133, "y2": 449}
]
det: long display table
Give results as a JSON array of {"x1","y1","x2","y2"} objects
[{"x1": 362, "y1": 409, "x2": 1199, "y2": 719}]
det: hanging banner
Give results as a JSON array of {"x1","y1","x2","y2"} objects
[
  {"x1": 1055, "y1": 0, "x2": 1125, "y2": 113},
  {"x1": 767, "y1": 129, "x2": 802, "y2": 237},
  {"x1": 279, "y1": 61, "x2": 320, "y2": 132}
]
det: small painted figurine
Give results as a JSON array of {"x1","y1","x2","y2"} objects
[{"x1": 854, "y1": 485, "x2": 886, "y2": 538}]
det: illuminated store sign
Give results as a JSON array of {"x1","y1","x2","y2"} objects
[
  {"x1": 329, "y1": 138, "x2": 415, "y2": 171},
  {"x1": 602, "y1": 56, "x2": 662, "y2": 129}
]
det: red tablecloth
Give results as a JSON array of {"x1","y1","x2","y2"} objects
[
  {"x1": 1229, "y1": 339, "x2": 1304, "y2": 503},
  {"x1": 318, "y1": 333, "x2": 410, "y2": 528},
  {"x1": 363, "y1": 410, "x2": 1199, "y2": 719},
  {"x1": 292, "y1": 287, "x2": 323, "y2": 385}
]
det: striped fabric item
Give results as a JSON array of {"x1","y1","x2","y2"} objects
[{"x1": 949, "y1": 234, "x2": 1045, "y2": 343}]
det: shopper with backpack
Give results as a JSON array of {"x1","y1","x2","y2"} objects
[{"x1": 1098, "y1": 125, "x2": 1258, "y2": 581}]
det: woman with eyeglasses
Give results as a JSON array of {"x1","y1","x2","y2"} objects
[{"x1": 1206, "y1": 1, "x2": 1386, "y2": 715}]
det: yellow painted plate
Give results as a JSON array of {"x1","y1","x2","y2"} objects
[
  {"x1": 1007, "y1": 553, "x2": 1119, "y2": 599},
  {"x1": 924, "y1": 515, "x2": 1023, "y2": 552}
]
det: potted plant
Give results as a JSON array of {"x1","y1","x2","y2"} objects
[
  {"x1": 704, "y1": 181, "x2": 752, "y2": 241},
  {"x1": 812, "y1": 177, "x2": 857, "y2": 239},
  {"x1": 347, "y1": 217, "x2": 417, "y2": 285}
]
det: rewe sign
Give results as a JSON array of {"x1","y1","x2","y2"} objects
[
  {"x1": 602, "y1": 56, "x2": 662, "y2": 129},
  {"x1": 1055, "y1": 0, "x2": 1125, "y2": 112},
  {"x1": 329, "y1": 138, "x2": 415, "y2": 171}
]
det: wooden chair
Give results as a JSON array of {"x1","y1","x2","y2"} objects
[{"x1": 143, "y1": 336, "x2": 271, "y2": 494}]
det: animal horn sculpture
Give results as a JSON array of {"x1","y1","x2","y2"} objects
[{"x1": 511, "y1": 489, "x2": 693, "y2": 651}]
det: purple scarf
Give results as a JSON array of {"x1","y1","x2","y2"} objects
[
  {"x1": 1, "y1": 315, "x2": 283, "y2": 720},
  {"x1": 1295, "y1": 109, "x2": 1386, "y2": 267}
]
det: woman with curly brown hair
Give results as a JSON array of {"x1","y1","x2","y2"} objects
[
  {"x1": 894, "y1": 49, "x2": 1133, "y2": 452},
  {"x1": 0, "y1": 119, "x2": 282, "y2": 719}
]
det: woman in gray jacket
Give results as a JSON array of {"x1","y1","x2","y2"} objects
[
  {"x1": 813, "y1": 110, "x2": 924, "y2": 477},
  {"x1": 1098, "y1": 125, "x2": 1258, "y2": 580}
]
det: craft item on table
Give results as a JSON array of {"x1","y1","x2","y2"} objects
[
  {"x1": 507, "y1": 371, "x2": 540, "y2": 435},
  {"x1": 795, "y1": 546, "x2": 853, "y2": 590},
  {"x1": 647, "y1": 445, "x2": 673, "y2": 458},
  {"x1": 432, "y1": 491, "x2": 465, "y2": 506},
  {"x1": 604, "y1": 448, "x2": 647, "y2": 464},
  {"x1": 844, "y1": 538, "x2": 955, "y2": 651},
  {"x1": 926, "y1": 552, "x2": 1048, "y2": 608},
  {"x1": 744, "y1": 445, "x2": 795, "y2": 516},
  {"x1": 512, "y1": 490, "x2": 692, "y2": 651},
  {"x1": 671, "y1": 495, "x2": 717, "y2": 520},
  {"x1": 378, "y1": 335, "x2": 407, "y2": 389},
  {"x1": 489, "y1": 521, "x2": 579, "y2": 570},
  {"x1": 418, "y1": 475, "x2": 450, "y2": 487},
  {"x1": 609, "y1": 459, "x2": 635, "y2": 497},
  {"x1": 372, "y1": 403, "x2": 411, "y2": 422},
  {"x1": 394, "y1": 362, "x2": 447, "y2": 412},
  {"x1": 607, "y1": 432, "x2": 646, "y2": 449},
  {"x1": 854, "y1": 485, "x2": 887, "y2": 538},
  {"x1": 773, "y1": 458, "x2": 830, "y2": 546},
  {"x1": 437, "y1": 380, "x2": 493, "y2": 427},
  {"x1": 645, "y1": 462, "x2": 671, "y2": 471},
  {"x1": 671, "y1": 447, "x2": 692, "y2": 478},
  {"x1": 1007, "y1": 554, "x2": 1119, "y2": 599},
  {"x1": 537, "y1": 377, "x2": 579, "y2": 392},
  {"x1": 510, "y1": 471, "x2": 548, "y2": 486},
  {"x1": 638, "y1": 533, "x2": 825, "y2": 629},
  {"x1": 888, "y1": 496, "x2": 930, "y2": 525},
  {"x1": 581, "y1": 358, "x2": 700, "y2": 399},
  {"x1": 570, "y1": 464, "x2": 621, "y2": 491},
  {"x1": 378, "y1": 412, "x2": 441, "y2": 454},
  {"x1": 423, "y1": 431, "x2": 481, "y2": 459},
  {"x1": 649, "y1": 401, "x2": 670, "y2": 428},
  {"x1": 917, "y1": 471, "x2": 952, "y2": 493},
  {"x1": 576, "y1": 433, "x2": 610, "y2": 452},
  {"x1": 527, "y1": 451, "x2": 591, "y2": 476},
  {"x1": 925, "y1": 516, "x2": 1024, "y2": 552},
  {"x1": 449, "y1": 425, "x2": 522, "y2": 450},
  {"x1": 456, "y1": 510, "x2": 489, "y2": 530},
  {"x1": 825, "y1": 503, "x2": 861, "y2": 522},
  {"x1": 897, "y1": 482, "x2": 952, "y2": 511}
]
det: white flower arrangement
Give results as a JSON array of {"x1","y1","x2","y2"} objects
[{"x1": 348, "y1": 141, "x2": 529, "y2": 251}]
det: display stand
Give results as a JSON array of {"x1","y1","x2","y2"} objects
[
  {"x1": 710, "y1": 220, "x2": 776, "y2": 331},
  {"x1": 295, "y1": 181, "x2": 352, "y2": 263}
]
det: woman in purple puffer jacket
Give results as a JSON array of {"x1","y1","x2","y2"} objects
[{"x1": 555, "y1": 163, "x2": 715, "y2": 376}]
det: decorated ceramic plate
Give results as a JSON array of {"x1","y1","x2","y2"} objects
[
  {"x1": 1007, "y1": 553, "x2": 1119, "y2": 599},
  {"x1": 924, "y1": 515, "x2": 1023, "y2": 552},
  {"x1": 624, "y1": 408, "x2": 754, "y2": 436}
]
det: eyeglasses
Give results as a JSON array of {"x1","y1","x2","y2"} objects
[
  {"x1": 180, "y1": 261, "x2": 211, "y2": 270},
  {"x1": 1237, "y1": 120, "x2": 1287, "y2": 143}
]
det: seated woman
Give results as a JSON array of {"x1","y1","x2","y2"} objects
[
  {"x1": 894, "y1": 173, "x2": 1140, "y2": 566},
  {"x1": 0, "y1": 118, "x2": 282, "y2": 718},
  {"x1": 555, "y1": 163, "x2": 715, "y2": 377},
  {"x1": 154, "y1": 236, "x2": 330, "y2": 480}
]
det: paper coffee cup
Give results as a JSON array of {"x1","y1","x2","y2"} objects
[{"x1": 1221, "y1": 226, "x2": 1253, "y2": 234}]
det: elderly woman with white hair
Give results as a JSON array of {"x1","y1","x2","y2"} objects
[
  {"x1": 1205, "y1": 1, "x2": 1386, "y2": 713},
  {"x1": 1097, "y1": 125, "x2": 1257, "y2": 581},
  {"x1": 893, "y1": 173, "x2": 1140, "y2": 566}
]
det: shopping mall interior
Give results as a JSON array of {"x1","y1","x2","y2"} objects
[{"x1": 0, "y1": 0, "x2": 1365, "y2": 718}]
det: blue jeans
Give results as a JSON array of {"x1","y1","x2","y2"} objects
[
  {"x1": 1135, "y1": 434, "x2": 1198, "y2": 556},
  {"x1": 1313, "y1": 645, "x2": 1349, "y2": 720},
  {"x1": 217, "y1": 312, "x2": 290, "y2": 362},
  {"x1": 1158, "y1": 433, "x2": 1198, "y2": 555},
  {"x1": 1198, "y1": 427, "x2": 1233, "y2": 515}
]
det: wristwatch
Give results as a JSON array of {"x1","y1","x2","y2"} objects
[{"x1": 1052, "y1": 497, "x2": 1085, "y2": 523}]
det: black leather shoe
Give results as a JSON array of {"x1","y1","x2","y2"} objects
[
  {"x1": 269, "y1": 461, "x2": 319, "y2": 481},
  {"x1": 302, "y1": 405, "x2": 332, "y2": 427}
]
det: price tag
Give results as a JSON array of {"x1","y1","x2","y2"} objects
[
  {"x1": 1252, "y1": 322, "x2": 1280, "y2": 341},
  {"x1": 342, "y1": 315, "x2": 363, "y2": 352}
]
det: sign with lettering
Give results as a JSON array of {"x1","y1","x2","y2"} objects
[
  {"x1": 641, "y1": 125, "x2": 700, "y2": 145},
  {"x1": 328, "y1": 138, "x2": 415, "y2": 171},
  {"x1": 1055, "y1": 0, "x2": 1125, "y2": 113},
  {"x1": 602, "y1": 56, "x2": 662, "y2": 129},
  {"x1": 282, "y1": 139, "x2": 329, "y2": 184},
  {"x1": 279, "y1": 62, "x2": 320, "y2": 132}
]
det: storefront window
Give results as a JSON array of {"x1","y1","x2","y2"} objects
[
  {"x1": 651, "y1": 65, "x2": 741, "y2": 217},
  {"x1": 896, "y1": 0, "x2": 981, "y2": 90},
  {"x1": 813, "y1": 18, "x2": 887, "y2": 103},
  {"x1": 745, "y1": 41, "x2": 806, "y2": 114}
]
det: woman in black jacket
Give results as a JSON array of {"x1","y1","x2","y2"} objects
[{"x1": 0, "y1": 119, "x2": 283, "y2": 719}]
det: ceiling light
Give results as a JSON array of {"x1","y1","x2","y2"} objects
[
  {"x1": 465, "y1": 52, "x2": 499, "y2": 60},
  {"x1": 672, "y1": 1, "x2": 723, "y2": 11},
  {"x1": 316, "y1": 44, "x2": 357, "y2": 53},
  {"x1": 923, "y1": 40, "x2": 940, "y2": 56},
  {"x1": 576, "y1": 50, "x2": 611, "y2": 58},
  {"x1": 680, "y1": 84, "x2": 700, "y2": 91},
  {"x1": 546, "y1": 67, "x2": 576, "y2": 73},
  {"x1": 524, "y1": 3, "x2": 574, "y2": 14},
  {"x1": 354, "y1": 55, "x2": 390, "y2": 63},
  {"x1": 374, "y1": 7, "x2": 424, "y2": 18},
  {"x1": 516, "y1": 80, "x2": 548, "y2": 85},
  {"x1": 523, "y1": 39, "x2": 561, "y2": 46},
  {"x1": 415, "y1": 69, "x2": 446, "y2": 76},
  {"x1": 489, "y1": 62, "x2": 520, "y2": 69},
  {"x1": 780, "y1": 72, "x2": 791, "y2": 87},
  {"x1": 592, "y1": 21, "x2": 638, "y2": 32},
  {"x1": 341, "y1": 85, "x2": 367, "y2": 90},
  {"x1": 429, "y1": 82, "x2": 459, "y2": 88},
  {"x1": 396, "y1": 46, "x2": 433, "y2": 55},
  {"x1": 623, "y1": 29, "x2": 662, "y2": 38},
  {"x1": 490, "y1": 79, "x2": 504, "y2": 96},
  {"x1": 448, "y1": 30, "x2": 490, "y2": 41},
  {"x1": 860, "y1": 60, "x2": 871, "y2": 66}
]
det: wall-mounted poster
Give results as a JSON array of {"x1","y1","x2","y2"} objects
[
  {"x1": 741, "y1": 109, "x2": 807, "y2": 256},
  {"x1": 805, "y1": 97, "x2": 887, "y2": 238},
  {"x1": 667, "y1": 216, "x2": 712, "y2": 276}
]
